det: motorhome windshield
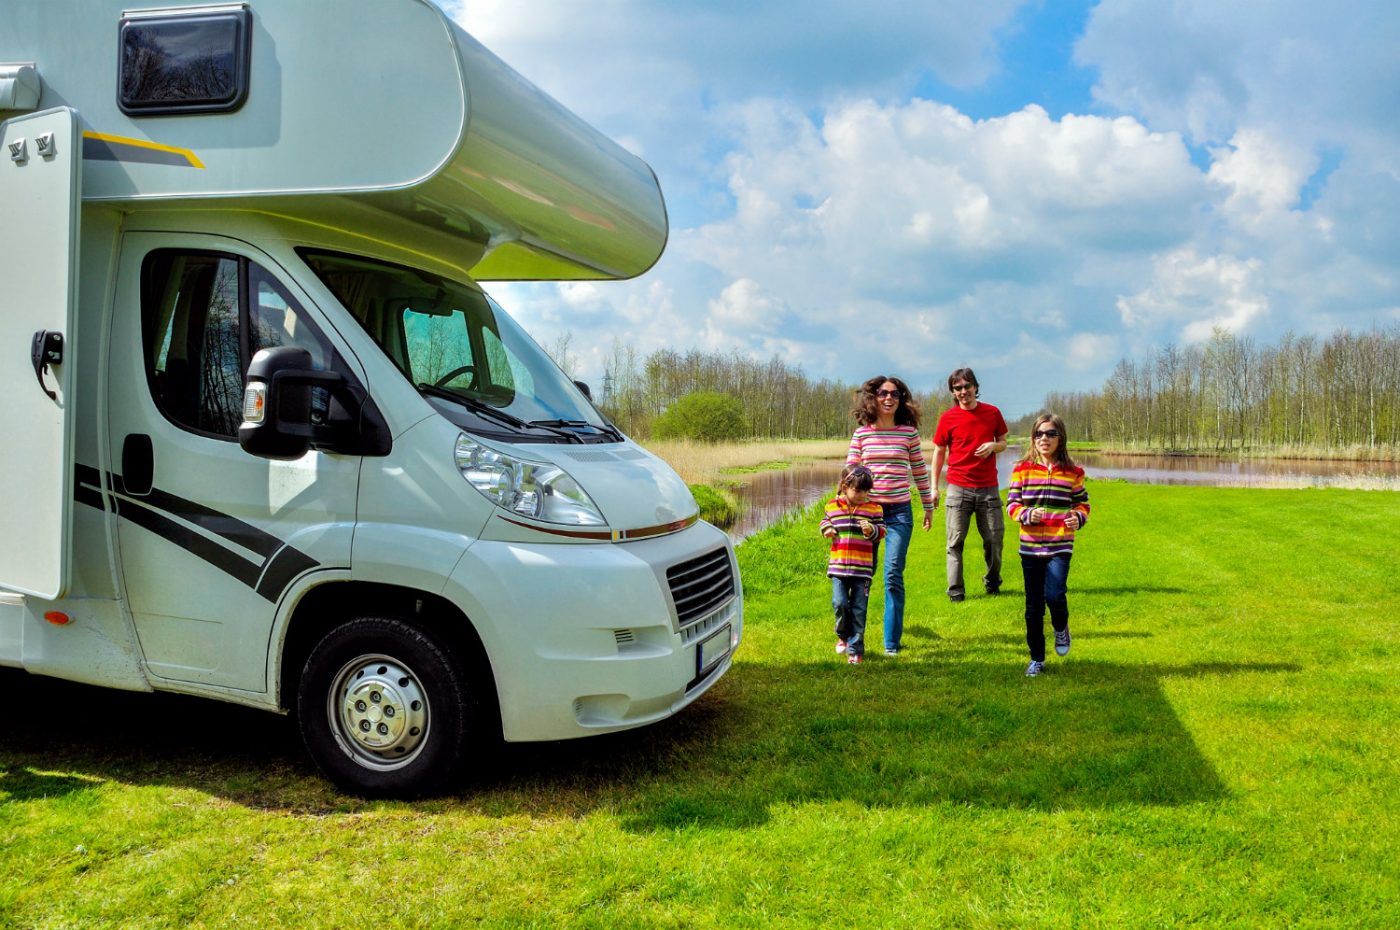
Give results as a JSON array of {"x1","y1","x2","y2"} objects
[{"x1": 301, "y1": 251, "x2": 615, "y2": 443}]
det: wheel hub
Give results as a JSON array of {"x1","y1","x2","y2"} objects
[{"x1": 330, "y1": 656, "x2": 429, "y2": 768}]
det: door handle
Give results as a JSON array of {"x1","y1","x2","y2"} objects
[
  {"x1": 30, "y1": 329, "x2": 63, "y2": 401},
  {"x1": 122, "y1": 433, "x2": 154, "y2": 496}
]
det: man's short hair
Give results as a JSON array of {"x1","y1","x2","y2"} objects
[{"x1": 948, "y1": 367, "x2": 979, "y2": 394}]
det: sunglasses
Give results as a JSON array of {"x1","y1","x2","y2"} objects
[
  {"x1": 875, "y1": 389, "x2": 902, "y2": 399},
  {"x1": 1034, "y1": 429, "x2": 1060, "y2": 439},
  {"x1": 950, "y1": 383, "x2": 975, "y2": 393}
]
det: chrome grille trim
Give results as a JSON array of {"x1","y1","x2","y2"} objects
[
  {"x1": 680, "y1": 607, "x2": 730, "y2": 646},
  {"x1": 666, "y1": 547, "x2": 736, "y2": 630}
]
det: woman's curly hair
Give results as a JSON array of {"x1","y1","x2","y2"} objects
[{"x1": 852, "y1": 375, "x2": 921, "y2": 428}]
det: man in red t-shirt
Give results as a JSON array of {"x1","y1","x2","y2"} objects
[{"x1": 931, "y1": 368, "x2": 1009, "y2": 602}]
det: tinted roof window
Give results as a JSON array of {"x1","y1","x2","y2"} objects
[{"x1": 119, "y1": 10, "x2": 251, "y2": 115}]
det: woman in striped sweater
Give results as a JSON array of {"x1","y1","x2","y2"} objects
[
  {"x1": 1005, "y1": 413, "x2": 1091, "y2": 677},
  {"x1": 846, "y1": 376, "x2": 936, "y2": 656}
]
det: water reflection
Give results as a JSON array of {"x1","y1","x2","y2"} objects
[
  {"x1": 725, "y1": 449, "x2": 1400, "y2": 540},
  {"x1": 726, "y1": 462, "x2": 843, "y2": 541},
  {"x1": 1075, "y1": 450, "x2": 1400, "y2": 490}
]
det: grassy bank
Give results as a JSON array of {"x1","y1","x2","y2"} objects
[
  {"x1": 1067, "y1": 441, "x2": 1400, "y2": 463},
  {"x1": 3, "y1": 483, "x2": 1398, "y2": 927}
]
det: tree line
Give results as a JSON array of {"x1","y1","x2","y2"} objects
[
  {"x1": 597, "y1": 343, "x2": 873, "y2": 439},
  {"x1": 549, "y1": 325, "x2": 1400, "y2": 453},
  {"x1": 1017, "y1": 327, "x2": 1400, "y2": 454},
  {"x1": 548, "y1": 337, "x2": 931, "y2": 440}
]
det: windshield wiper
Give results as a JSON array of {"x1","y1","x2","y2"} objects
[
  {"x1": 418, "y1": 384, "x2": 583, "y2": 440},
  {"x1": 529, "y1": 419, "x2": 624, "y2": 443}
]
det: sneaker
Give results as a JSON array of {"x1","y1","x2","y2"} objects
[
  {"x1": 949, "y1": 593, "x2": 965, "y2": 603},
  {"x1": 884, "y1": 647, "x2": 900, "y2": 657},
  {"x1": 1054, "y1": 627, "x2": 1071, "y2": 657},
  {"x1": 1025, "y1": 660, "x2": 1045, "y2": 677},
  {"x1": 985, "y1": 584, "x2": 1001, "y2": 596},
  {"x1": 836, "y1": 639, "x2": 848, "y2": 654},
  {"x1": 847, "y1": 652, "x2": 863, "y2": 666}
]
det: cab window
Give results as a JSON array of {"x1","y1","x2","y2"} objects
[{"x1": 141, "y1": 250, "x2": 339, "y2": 439}]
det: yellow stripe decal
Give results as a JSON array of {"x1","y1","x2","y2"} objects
[{"x1": 82, "y1": 131, "x2": 205, "y2": 169}]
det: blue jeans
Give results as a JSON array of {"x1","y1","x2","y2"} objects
[
  {"x1": 1022, "y1": 553, "x2": 1072, "y2": 662},
  {"x1": 871, "y1": 502, "x2": 913, "y2": 651},
  {"x1": 831, "y1": 576, "x2": 871, "y2": 656}
]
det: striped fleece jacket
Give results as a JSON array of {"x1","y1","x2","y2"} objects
[
  {"x1": 1005, "y1": 459, "x2": 1091, "y2": 557},
  {"x1": 820, "y1": 497, "x2": 886, "y2": 579},
  {"x1": 846, "y1": 425, "x2": 935, "y2": 509}
]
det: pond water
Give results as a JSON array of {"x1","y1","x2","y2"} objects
[{"x1": 724, "y1": 449, "x2": 1400, "y2": 540}]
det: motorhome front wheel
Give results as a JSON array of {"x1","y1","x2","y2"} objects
[{"x1": 297, "y1": 616, "x2": 480, "y2": 798}]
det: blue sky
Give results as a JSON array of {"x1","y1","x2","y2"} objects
[{"x1": 445, "y1": 0, "x2": 1400, "y2": 418}]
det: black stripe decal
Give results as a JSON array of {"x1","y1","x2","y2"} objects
[
  {"x1": 111, "y1": 495, "x2": 265, "y2": 591},
  {"x1": 256, "y1": 546, "x2": 320, "y2": 601},
  {"x1": 73, "y1": 463, "x2": 323, "y2": 603},
  {"x1": 74, "y1": 462, "x2": 107, "y2": 512},
  {"x1": 133, "y1": 484, "x2": 283, "y2": 559}
]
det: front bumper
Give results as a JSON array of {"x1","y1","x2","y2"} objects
[{"x1": 443, "y1": 520, "x2": 743, "y2": 741}]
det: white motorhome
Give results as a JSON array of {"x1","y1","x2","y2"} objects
[{"x1": 0, "y1": 0, "x2": 741, "y2": 797}]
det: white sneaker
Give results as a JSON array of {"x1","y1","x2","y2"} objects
[
  {"x1": 1054, "y1": 627, "x2": 1071, "y2": 657},
  {"x1": 836, "y1": 639, "x2": 848, "y2": 654},
  {"x1": 1025, "y1": 660, "x2": 1045, "y2": 677}
]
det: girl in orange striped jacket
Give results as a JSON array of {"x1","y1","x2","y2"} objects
[
  {"x1": 1005, "y1": 413, "x2": 1091, "y2": 677},
  {"x1": 820, "y1": 465, "x2": 885, "y2": 665}
]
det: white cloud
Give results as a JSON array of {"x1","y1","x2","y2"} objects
[
  {"x1": 1077, "y1": 1, "x2": 1400, "y2": 156},
  {"x1": 1208, "y1": 129, "x2": 1318, "y2": 219},
  {"x1": 441, "y1": 0, "x2": 1400, "y2": 418},
  {"x1": 1116, "y1": 249, "x2": 1269, "y2": 342}
]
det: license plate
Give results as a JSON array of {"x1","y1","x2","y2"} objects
[{"x1": 697, "y1": 624, "x2": 732, "y2": 677}]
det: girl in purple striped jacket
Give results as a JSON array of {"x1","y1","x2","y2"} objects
[{"x1": 1005, "y1": 413, "x2": 1091, "y2": 677}]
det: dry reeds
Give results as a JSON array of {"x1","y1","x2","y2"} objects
[{"x1": 642, "y1": 438, "x2": 852, "y2": 485}]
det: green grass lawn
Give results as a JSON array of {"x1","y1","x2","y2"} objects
[{"x1": 4, "y1": 483, "x2": 1398, "y2": 928}]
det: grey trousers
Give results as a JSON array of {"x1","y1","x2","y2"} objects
[{"x1": 944, "y1": 484, "x2": 1004, "y2": 597}]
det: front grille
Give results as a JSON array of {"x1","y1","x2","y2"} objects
[{"x1": 665, "y1": 547, "x2": 736, "y2": 630}]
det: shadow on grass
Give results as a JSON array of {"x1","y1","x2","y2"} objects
[
  {"x1": 0, "y1": 766, "x2": 100, "y2": 802},
  {"x1": 0, "y1": 649, "x2": 1297, "y2": 826}
]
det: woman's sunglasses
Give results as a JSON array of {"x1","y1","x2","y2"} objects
[
  {"x1": 875, "y1": 389, "x2": 902, "y2": 399},
  {"x1": 1034, "y1": 429, "x2": 1060, "y2": 439}
]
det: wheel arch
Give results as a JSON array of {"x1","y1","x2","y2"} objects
[{"x1": 276, "y1": 580, "x2": 501, "y2": 739}]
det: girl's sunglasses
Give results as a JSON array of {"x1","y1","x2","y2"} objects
[{"x1": 1034, "y1": 429, "x2": 1060, "y2": 439}]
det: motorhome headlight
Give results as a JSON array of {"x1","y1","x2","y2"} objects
[{"x1": 454, "y1": 434, "x2": 605, "y2": 526}]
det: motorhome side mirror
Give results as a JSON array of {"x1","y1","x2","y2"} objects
[
  {"x1": 239, "y1": 347, "x2": 344, "y2": 460},
  {"x1": 573, "y1": 379, "x2": 592, "y2": 401}
]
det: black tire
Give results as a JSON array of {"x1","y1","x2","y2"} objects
[{"x1": 297, "y1": 616, "x2": 479, "y2": 798}]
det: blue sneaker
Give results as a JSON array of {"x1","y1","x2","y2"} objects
[
  {"x1": 1054, "y1": 627, "x2": 1071, "y2": 657},
  {"x1": 1025, "y1": 660, "x2": 1045, "y2": 677}
]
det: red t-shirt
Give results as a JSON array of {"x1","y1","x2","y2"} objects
[{"x1": 933, "y1": 402, "x2": 1008, "y2": 488}]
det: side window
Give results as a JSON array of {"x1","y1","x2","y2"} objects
[
  {"x1": 481, "y1": 327, "x2": 531, "y2": 397},
  {"x1": 142, "y1": 250, "x2": 336, "y2": 438}
]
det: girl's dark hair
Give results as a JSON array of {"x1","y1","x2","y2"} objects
[
  {"x1": 852, "y1": 375, "x2": 922, "y2": 428},
  {"x1": 1019, "y1": 412, "x2": 1077, "y2": 470},
  {"x1": 838, "y1": 463, "x2": 875, "y2": 493},
  {"x1": 947, "y1": 367, "x2": 979, "y2": 398}
]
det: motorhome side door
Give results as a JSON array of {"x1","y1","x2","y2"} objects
[
  {"x1": 106, "y1": 233, "x2": 360, "y2": 692},
  {"x1": 0, "y1": 108, "x2": 80, "y2": 600}
]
